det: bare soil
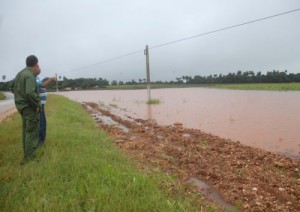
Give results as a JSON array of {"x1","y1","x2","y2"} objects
[
  {"x1": 0, "y1": 108, "x2": 17, "y2": 124},
  {"x1": 83, "y1": 102, "x2": 300, "y2": 212}
]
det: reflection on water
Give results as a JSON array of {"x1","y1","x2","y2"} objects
[
  {"x1": 147, "y1": 104, "x2": 153, "y2": 120},
  {"x1": 59, "y1": 88, "x2": 300, "y2": 159}
]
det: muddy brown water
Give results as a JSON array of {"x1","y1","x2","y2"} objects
[{"x1": 59, "y1": 88, "x2": 300, "y2": 159}]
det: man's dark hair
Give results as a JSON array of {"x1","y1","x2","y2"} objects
[{"x1": 26, "y1": 55, "x2": 38, "y2": 67}]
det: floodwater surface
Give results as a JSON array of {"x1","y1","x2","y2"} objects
[{"x1": 59, "y1": 88, "x2": 300, "y2": 159}]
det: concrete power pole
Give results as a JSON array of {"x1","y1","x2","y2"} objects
[
  {"x1": 55, "y1": 73, "x2": 58, "y2": 92},
  {"x1": 144, "y1": 45, "x2": 151, "y2": 102}
]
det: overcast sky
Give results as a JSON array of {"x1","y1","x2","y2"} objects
[{"x1": 0, "y1": 0, "x2": 299, "y2": 82}]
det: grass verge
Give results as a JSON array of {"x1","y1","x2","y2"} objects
[
  {"x1": 0, "y1": 94, "x2": 202, "y2": 211},
  {"x1": 0, "y1": 92, "x2": 5, "y2": 100},
  {"x1": 211, "y1": 83, "x2": 300, "y2": 91}
]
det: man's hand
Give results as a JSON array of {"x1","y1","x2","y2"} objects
[{"x1": 41, "y1": 76, "x2": 57, "y2": 87}]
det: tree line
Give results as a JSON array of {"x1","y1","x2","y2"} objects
[
  {"x1": 0, "y1": 77, "x2": 109, "y2": 91},
  {"x1": 115, "y1": 70, "x2": 300, "y2": 85},
  {"x1": 176, "y1": 70, "x2": 300, "y2": 84},
  {"x1": 48, "y1": 77, "x2": 109, "y2": 90},
  {"x1": 1, "y1": 70, "x2": 300, "y2": 91}
]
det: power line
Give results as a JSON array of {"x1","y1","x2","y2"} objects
[
  {"x1": 63, "y1": 49, "x2": 144, "y2": 74},
  {"x1": 150, "y1": 8, "x2": 300, "y2": 49},
  {"x1": 64, "y1": 8, "x2": 300, "y2": 75}
]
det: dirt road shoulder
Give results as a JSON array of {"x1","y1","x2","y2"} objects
[{"x1": 0, "y1": 108, "x2": 17, "y2": 123}]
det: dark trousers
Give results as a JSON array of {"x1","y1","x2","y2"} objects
[
  {"x1": 21, "y1": 107, "x2": 40, "y2": 160},
  {"x1": 38, "y1": 104, "x2": 47, "y2": 146}
]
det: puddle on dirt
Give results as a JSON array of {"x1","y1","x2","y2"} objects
[
  {"x1": 189, "y1": 177, "x2": 240, "y2": 212},
  {"x1": 85, "y1": 104, "x2": 129, "y2": 133}
]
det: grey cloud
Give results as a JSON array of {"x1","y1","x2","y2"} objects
[{"x1": 0, "y1": 0, "x2": 299, "y2": 82}]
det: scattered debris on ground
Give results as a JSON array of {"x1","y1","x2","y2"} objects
[{"x1": 84, "y1": 102, "x2": 300, "y2": 212}]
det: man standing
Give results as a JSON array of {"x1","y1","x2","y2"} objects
[
  {"x1": 12, "y1": 55, "x2": 41, "y2": 162},
  {"x1": 36, "y1": 76, "x2": 56, "y2": 147}
]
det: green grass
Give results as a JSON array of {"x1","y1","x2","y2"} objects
[
  {"x1": 197, "y1": 140, "x2": 209, "y2": 149},
  {"x1": 211, "y1": 83, "x2": 300, "y2": 91},
  {"x1": 0, "y1": 92, "x2": 5, "y2": 100},
  {"x1": 0, "y1": 94, "x2": 209, "y2": 211},
  {"x1": 147, "y1": 98, "x2": 160, "y2": 105}
]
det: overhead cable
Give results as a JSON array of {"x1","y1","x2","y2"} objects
[
  {"x1": 150, "y1": 8, "x2": 300, "y2": 49},
  {"x1": 64, "y1": 8, "x2": 300, "y2": 74}
]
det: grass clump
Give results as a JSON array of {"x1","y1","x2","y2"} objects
[
  {"x1": 147, "y1": 98, "x2": 160, "y2": 105},
  {"x1": 0, "y1": 92, "x2": 5, "y2": 100},
  {"x1": 0, "y1": 94, "x2": 202, "y2": 211},
  {"x1": 197, "y1": 140, "x2": 209, "y2": 149}
]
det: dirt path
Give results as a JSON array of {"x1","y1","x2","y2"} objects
[
  {"x1": 0, "y1": 108, "x2": 17, "y2": 124},
  {"x1": 83, "y1": 102, "x2": 300, "y2": 212}
]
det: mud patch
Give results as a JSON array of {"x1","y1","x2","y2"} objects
[{"x1": 83, "y1": 102, "x2": 300, "y2": 212}]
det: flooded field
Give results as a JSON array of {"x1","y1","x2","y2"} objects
[{"x1": 59, "y1": 88, "x2": 300, "y2": 159}]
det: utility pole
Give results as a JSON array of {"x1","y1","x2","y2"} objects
[
  {"x1": 144, "y1": 45, "x2": 151, "y2": 102},
  {"x1": 55, "y1": 73, "x2": 58, "y2": 92}
]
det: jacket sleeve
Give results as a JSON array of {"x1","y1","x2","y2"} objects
[
  {"x1": 25, "y1": 76, "x2": 40, "y2": 109},
  {"x1": 10, "y1": 79, "x2": 15, "y2": 93}
]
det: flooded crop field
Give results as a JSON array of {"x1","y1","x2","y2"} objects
[
  {"x1": 81, "y1": 101, "x2": 300, "y2": 211},
  {"x1": 58, "y1": 88, "x2": 300, "y2": 211},
  {"x1": 59, "y1": 88, "x2": 300, "y2": 159}
]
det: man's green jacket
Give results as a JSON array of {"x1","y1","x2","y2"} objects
[{"x1": 12, "y1": 67, "x2": 40, "y2": 113}]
